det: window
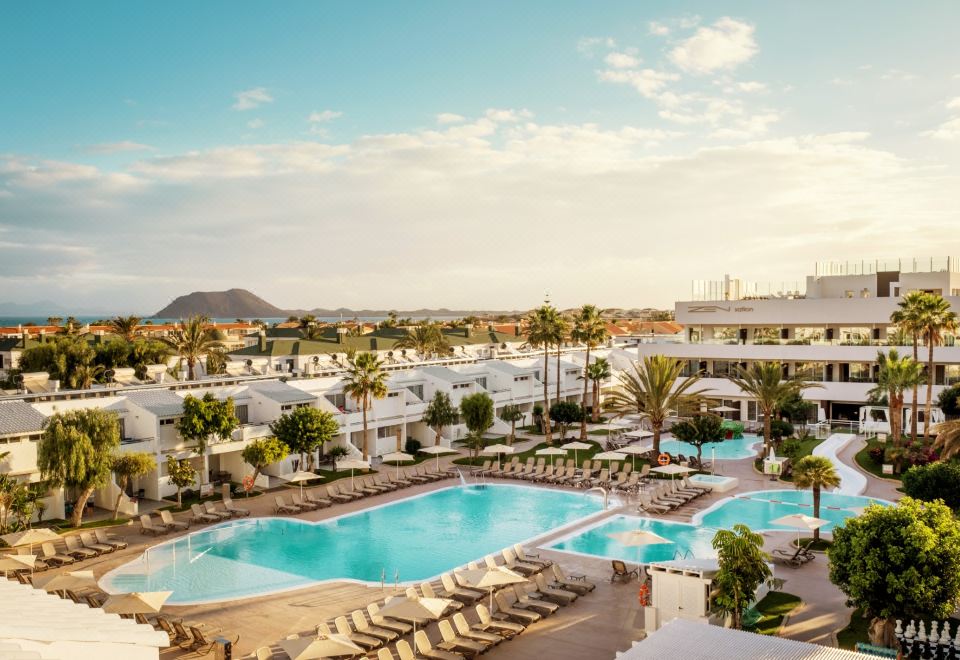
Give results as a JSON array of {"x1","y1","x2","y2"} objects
[
  {"x1": 387, "y1": 392, "x2": 399, "y2": 398},
  {"x1": 793, "y1": 362, "x2": 824, "y2": 382},
  {"x1": 235, "y1": 404, "x2": 249, "y2": 425},
  {"x1": 159, "y1": 418, "x2": 176, "y2": 426},
  {"x1": 474, "y1": 377, "x2": 487, "y2": 389},
  {"x1": 0, "y1": 355, "x2": 4, "y2": 368},
  {"x1": 847, "y1": 363, "x2": 873, "y2": 383},
  {"x1": 377, "y1": 425, "x2": 399, "y2": 439},
  {"x1": 514, "y1": 376, "x2": 529, "y2": 382},
  {"x1": 406, "y1": 385, "x2": 424, "y2": 400},
  {"x1": 747, "y1": 401, "x2": 758, "y2": 422},
  {"x1": 325, "y1": 393, "x2": 347, "y2": 410},
  {"x1": 281, "y1": 404, "x2": 292, "y2": 411}
]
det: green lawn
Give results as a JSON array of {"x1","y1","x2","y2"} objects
[
  {"x1": 754, "y1": 436, "x2": 825, "y2": 482},
  {"x1": 38, "y1": 517, "x2": 131, "y2": 532},
  {"x1": 745, "y1": 592, "x2": 803, "y2": 635},
  {"x1": 854, "y1": 440, "x2": 903, "y2": 482},
  {"x1": 518, "y1": 425, "x2": 545, "y2": 436},
  {"x1": 588, "y1": 429, "x2": 616, "y2": 436},
  {"x1": 836, "y1": 609, "x2": 871, "y2": 649},
  {"x1": 382, "y1": 454, "x2": 434, "y2": 467}
]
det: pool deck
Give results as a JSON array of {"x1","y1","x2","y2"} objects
[{"x1": 21, "y1": 430, "x2": 903, "y2": 658}]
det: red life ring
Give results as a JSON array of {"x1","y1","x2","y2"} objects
[
  {"x1": 242, "y1": 475, "x2": 255, "y2": 492},
  {"x1": 657, "y1": 453, "x2": 671, "y2": 466},
  {"x1": 638, "y1": 583, "x2": 650, "y2": 607}
]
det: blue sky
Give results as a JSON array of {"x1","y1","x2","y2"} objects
[{"x1": 2, "y1": 2, "x2": 959, "y2": 312}]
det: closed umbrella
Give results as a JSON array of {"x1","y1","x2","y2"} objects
[
  {"x1": 378, "y1": 595, "x2": 452, "y2": 648},
  {"x1": 0, "y1": 554, "x2": 36, "y2": 576},
  {"x1": 101, "y1": 591, "x2": 172, "y2": 615},
  {"x1": 418, "y1": 446, "x2": 459, "y2": 471},
  {"x1": 771, "y1": 513, "x2": 830, "y2": 550},
  {"x1": 482, "y1": 444, "x2": 515, "y2": 469},
  {"x1": 336, "y1": 459, "x2": 370, "y2": 490},
  {"x1": 560, "y1": 441, "x2": 592, "y2": 466},
  {"x1": 279, "y1": 634, "x2": 363, "y2": 659},
  {"x1": 282, "y1": 470, "x2": 324, "y2": 500},
  {"x1": 454, "y1": 567, "x2": 527, "y2": 615},
  {"x1": 535, "y1": 447, "x2": 566, "y2": 468},
  {"x1": 32, "y1": 570, "x2": 98, "y2": 593},
  {"x1": 1, "y1": 529, "x2": 59, "y2": 553},
  {"x1": 381, "y1": 452, "x2": 414, "y2": 479}
]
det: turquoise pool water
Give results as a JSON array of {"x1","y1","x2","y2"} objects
[
  {"x1": 659, "y1": 433, "x2": 760, "y2": 460},
  {"x1": 100, "y1": 485, "x2": 603, "y2": 604},
  {"x1": 550, "y1": 516, "x2": 715, "y2": 563},
  {"x1": 694, "y1": 490, "x2": 889, "y2": 532}
]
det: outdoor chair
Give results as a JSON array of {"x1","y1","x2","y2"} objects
[
  {"x1": 437, "y1": 619, "x2": 488, "y2": 657},
  {"x1": 610, "y1": 560, "x2": 639, "y2": 582},
  {"x1": 451, "y1": 613, "x2": 503, "y2": 646},
  {"x1": 550, "y1": 564, "x2": 595, "y2": 594},
  {"x1": 40, "y1": 542, "x2": 75, "y2": 566},
  {"x1": 79, "y1": 531, "x2": 114, "y2": 554},
  {"x1": 273, "y1": 496, "x2": 300, "y2": 515},
  {"x1": 95, "y1": 528, "x2": 128, "y2": 549},
  {"x1": 160, "y1": 509, "x2": 190, "y2": 531},
  {"x1": 63, "y1": 535, "x2": 98, "y2": 559},
  {"x1": 474, "y1": 604, "x2": 524, "y2": 637},
  {"x1": 191, "y1": 503, "x2": 222, "y2": 523}
]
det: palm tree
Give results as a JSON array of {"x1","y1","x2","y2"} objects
[
  {"x1": 792, "y1": 456, "x2": 841, "y2": 542},
  {"x1": 341, "y1": 352, "x2": 388, "y2": 460},
  {"x1": 300, "y1": 323, "x2": 324, "y2": 341},
  {"x1": 918, "y1": 294, "x2": 957, "y2": 437},
  {"x1": 932, "y1": 419, "x2": 960, "y2": 460},
  {"x1": 571, "y1": 304, "x2": 609, "y2": 439},
  {"x1": 69, "y1": 362, "x2": 104, "y2": 389},
  {"x1": 108, "y1": 315, "x2": 142, "y2": 342},
  {"x1": 726, "y1": 362, "x2": 821, "y2": 455},
  {"x1": 868, "y1": 349, "x2": 923, "y2": 448},
  {"x1": 586, "y1": 358, "x2": 612, "y2": 423},
  {"x1": 162, "y1": 315, "x2": 223, "y2": 380},
  {"x1": 394, "y1": 324, "x2": 449, "y2": 358},
  {"x1": 554, "y1": 315, "x2": 571, "y2": 407},
  {"x1": 499, "y1": 404, "x2": 524, "y2": 445},
  {"x1": 892, "y1": 291, "x2": 928, "y2": 440},
  {"x1": 604, "y1": 355, "x2": 706, "y2": 455},
  {"x1": 525, "y1": 304, "x2": 564, "y2": 444}
]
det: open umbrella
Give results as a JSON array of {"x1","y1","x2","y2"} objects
[
  {"x1": 592, "y1": 451, "x2": 627, "y2": 469},
  {"x1": 619, "y1": 445, "x2": 653, "y2": 471},
  {"x1": 560, "y1": 441, "x2": 592, "y2": 466},
  {"x1": 33, "y1": 570, "x2": 98, "y2": 593},
  {"x1": 379, "y1": 595, "x2": 452, "y2": 648},
  {"x1": 418, "y1": 446, "x2": 459, "y2": 471},
  {"x1": 651, "y1": 463, "x2": 695, "y2": 486},
  {"x1": 454, "y1": 567, "x2": 527, "y2": 615},
  {"x1": 282, "y1": 470, "x2": 324, "y2": 500},
  {"x1": 336, "y1": 459, "x2": 370, "y2": 490},
  {"x1": 381, "y1": 452, "x2": 414, "y2": 479},
  {"x1": 608, "y1": 530, "x2": 672, "y2": 546},
  {"x1": 279, "y1": 634, "x2": 363, "y2": 660},
  {"x1": 482, "y1": 444, "x2": 515, "y2": 470},
  {"x1": 710, "y1": 405, "x2": 739, "y2": 413},
  {"x1": 535, "y1": 447, "x2": 566, "y2": 468},
  {"x1": 1, "y1": 528, "x2": 59, "y2": 553},
  {"x1": 771, "y1": 513, "x2": 830, "y2": 550},
  {"x1": 0, "y1": 554, "x2": 36, "y2": 576},
  {"x1": 101, "y1": 591, "x2": 172, "y2": 615},
  {"x1": 623, "y1": 429, "x2": 654, "y2": 439}
]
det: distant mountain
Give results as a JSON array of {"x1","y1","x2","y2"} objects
[
  {"x1": 298, "y1": 307, "x2": 522, "y2": 317},
  {"x1": 154, "y1": 289, "x2": 286, "y2": 318}
]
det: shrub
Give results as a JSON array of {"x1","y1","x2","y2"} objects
[
  {"x1": 937, "y1": 384, "x2": 960, "y2": 417},
  {"x1": 780, "y1": 439, "x2": 802, "y2": 459},
  {"x1": 769, "y1": 419, "x2": 794, "y2": 442},
  {"x1": 902, "y1": 461, "x2": 960, "y2": 509},
  {"x1": 404, "y1": 439, "x2": 422, "y2": 455},
  {"x1": 868, "y1": 446, "x2": 886, "y2": 465}
]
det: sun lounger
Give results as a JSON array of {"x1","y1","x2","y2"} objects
[
  {"x1": 533, "y1": 573, "x2": 577, "y2": 605},
  {"x1": 550, "y1": 564, "x2": 595, "y2": 594},
  {"x1": 638, "y1": 495, "x2": 671, "y2": 515},
  {"x1": 139, "y1": 514, "x2": 166, "y2": 536},
  {"x1": 305, "y1": 490, "x2": 332, "y2": 508},
  {"x1": 191, "y1": 503, "x2": 222, "y2": 523},
  {"x1": 160, "y1": 509, "x2": 190, "y2": 531},
  {"x1": 367, "y1": 603, "x2": 412, "y2": 634},
  {"x1": 772, "y1": 545, "x2": 815, "y2": 568},
  {"x1": 512, "y1": 584, "x2": 559, "y2": 615},
  {"x1": 222, "y1": 496, "x2": 251, "y2": 516},
  {"x1": 273, "y1": 496, "x2": 300, "y2": 515},
  {"x1": 475, "y1": 460, "x2": 493, "y2": 475},
  {"x1": 326, "y1": 484, "x2": 354, "y2": 503},
  {"x1": 373, "y1": 474, "x2": 399, "y2": 491},
  {"x1": 569, "y1": 468, "x2": 593, "y2": 488},
  {"x1": 440, "y1": 572, "x2": 485, "y2": 603},
  {"x1": 451, "y1": 613, "x2": 503, "y2": 646},
  {"x1": 437, "y1": 619, "x2": 488, "y2": 656},
  {"x1": 420, "y1": 581, "x2": 462, "y2": 612},
  {"x1": 493, "y1": 591, "x2": 541, "y2": 624},
  {"x1": 474, "y1": 604, "x2": 524, "y2": 637},
  {"x1": 513, "y1": 544, "x2": 552, "y2": 568},
  {"x1": 680, "y1": 476, "x2": 709, "y2": 496},
  {"x1": 501, "y1": 548, "x2": 541, "y2": 575},
  {"x1": 95, "y1": 528, "x2": 128, "y2": 549},
  {"x1": 350, "y1": 609, "x2": 398, "y2": 643},
  {"x1": 334, "y1": 615, "x2": 383, "y2": 650},
  {"x1": 79, "y1": 531, "x2": 114, "y2": 554},
  {"x1": 64, "y1": 535, "x2": 98, "y2": 559},
  {"x1": 387, "y1": 472, "x2": 413, "y2": 487},
  {"x1": 403, "y1": 469, "x2": 430, "y2": 484},
  {"x1": 588, "y1": 469, "x2": 609, "y2": 488},
  {"x1": 610, "y1": 560, "x2": 639, "y2": 582},
  {"x1": 204, "y1": 501, "x2": 233, "y2": 519},
  {"x1": 352, "y1": 478, "x2": 380, "y2": 496},
  {"x1": 414, "y1": 630, "x2": 464, "y2": 660},
  {"x1": 291, "y1": 494, "x2": 318, "y2": 511},
  {"x1": 179, "y1": 624, "x2": 239, "y2": 655}
]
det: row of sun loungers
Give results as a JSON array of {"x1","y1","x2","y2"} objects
[
  {"x1": 254, "y1": 547, "x2": 596, "y2": 659},
  {"x1": 139, "y1": 496, "x2": 250, "y2": 535},
  {"x1": 479, "y1": 456, "x2": 657, "y2": 492},
  {"x1": 636, "y1": 478, "x2": 710, "y2": 514},
  {"x1": 4, "y1": 529, "x2": 130, "y2": 574},
  {"x1": 273, "y1": 467, "x2": 451, "y2": 514}
]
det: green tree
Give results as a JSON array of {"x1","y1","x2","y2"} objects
[
  {"x1": 423, "y1": 391, "x2": 459, "y2": 446},
  {"x1": 525, "y1": 304, "x2": 564, "y2": 443},
  {"x1": 571, "y1": 304, "x2": 609, "y2": 439},
  {"x1": 549, "y1": 401, "x2": 583, "y2": 442},
  {"x1": 791, "y1": 456, "x2": 841, "y2": 541},
  {"x1": 162, "y1": 315, "x2": 223, "y2": 380},
  {"x1": 499, "y1": 404, "x2": 524, "y2": 445},
  {"x1": 918, "y1": 294, "x2": 957, "y2": 437},
  {"x1": 711, "y1": 524, "x2": 772, "y2": 630},
  {"x1": 109, "y1": 452, "x2": 156, "y2": 519},
  {"x1": 604, "y1": 355, "x2": 705, "y2": 455},
  {"x1": 394, "y1": 324, "x2": 450, "y2": 357},
  {"x1": 177, "y1": 393, "x2": 239, "y2": 456},
  {"x1": 108, "y1": 315, "x2": 142, "y2": 342},
  {"x1": 18, "y1": 335, "x2": 97, "y2": 389},
  {"x1": 270, "y1": 407, "x2": 340, "y2": 470},
  {"x1": 902, "y1": 461, "x2": 960, "y2": 510},
  {"x1": 726, "y1": 362, "x2": 821, "y2": 456},
  {"x1": 37, "y1": 408, "x2": 120, "y2": 527},
  {"x1": 779, "y1": 391, "x2": 815, "y2": 424},
  {"x1": 828, "y1": 497, "x2": 960, "y2": 647},
  {"x1": 936, "y1": 383, "x2": 960, "y2": 417},
  {"x1": 166, "y1": 456, "x2": 197, "y2": 508},
  {"x1": 0, "y1": 474, "x2": 23, "y2": 533},
  {"x1": 585, "y1": 357, "x2": 612, "y2": 423},
  {"x1": 300, "y1": 323, "x2": 324, "y2": 341},
  {"x1": 670, "y1": 413, "x2": 724, "y2": 468},
  {"x1": 205, "y1": 347, "x2": 228, "y2": 376},
  {"x1": 241, "y1": 437, "x2": 289, "y2": 488},
  {"x1": 341, "y1": 352, "x2": 388, "y2": 460},
  {"x1": 129, "y1": 339, "x2": 174, "y2": 380},
  {"x1": 868, "y1": 349, "x2": 923, "y2": 450},
  {"x1": 892, "y1": 291, "x2": 928, "y2": 440},
  {"x1": 460, "y1": 392, "x2": 494, "y2": 461},
  {"x1": 932, "y1": 419, "x2": 960, "y2": 459}
]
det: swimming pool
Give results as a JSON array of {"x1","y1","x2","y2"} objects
[
  {"x1": 693, "y1": 490, "x2": 890, "y2": 532},
  {"x1": 549, "y1": 516, "x2": 716, "y2": 564},
  {"x1": 659, "y1": 433, "x2": 760, "y2": 460},
  {"x1": 100, "y1": 484, "x2": 604, "y2": 604}
]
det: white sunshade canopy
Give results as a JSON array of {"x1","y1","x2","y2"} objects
[
  {"x1": 651, "y1": 464, "x2": 696, "y2": 475},
  {"x1": 535, "y1": 447, "x2": 567, "y2": 456},
  {"x1": 381, "y1": 452, "x2": 414, "y2": 463},
  {"x1": 624, "y1": 429, "x2": 654, "y2": 439},
  {"x1": 418, "y1": 446, "x2": 459, "y2": 455},
  {"x1": 455, "y1": 567, "x2": 527, "y2": 590},
  {"x1": 379, "y1": 595, "x2": 452, "y2": 621},
  {"x1": 0, "y1": 529, "x2": 59, "y2": 549},
  {"x1": 337, "y1": 459, "x2": 371, "y2": 471},
  {"x1": 770, "y1": 514, "x2": 830, "y2": 531},
  {"x1": 482, "y1": 444, "x2": 515, "y2": 455},
  {"x1": 32, "y1": 570, "x2": 98, "y2": 593},
  {"x1": 710, "y1": 405, "x2": 740, "y2": 413},
  {"x1": 101, "y1": 592, "x2": 172, "y2": 615},
  {"x1": 282, "y1": 471, "x2": 324, "y2": 484},
  {"x1": 560, "y1": 441, "x2": 593, "y2": 450},
  {"x1": 279, "y1": 634, "x2": 363, "y2": 660},
  {"x1": 607, "y1": 530, "x2": 672, "y2": 547},
  {"x1": 0, "y1": 554, "x2": 36, "y2": 574},
  {"x1": 618, "y1": 445, "x2": 653, "y2": 455},
  {"x1": 593, "y1": 451, "x2": 627, "y2": 461}
]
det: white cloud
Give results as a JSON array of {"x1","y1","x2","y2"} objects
[
  {"x1": 923, "y1": 118, "x2": 960, "y2": 141},
  {"x1": 946, "y1": 97, "x2": 960, "y2": 110},
  {"x1": 577, "y1": 36, "x2": 616, "y2": 57},
  {"x1": 830, "y1": 77, "x2": 853, "y2": 86},
  {"x1": 710, "y1": 112, "x2": 780, "y2": 139},
  {"x1": 604, "y1": 52, "x2": 641, "y2": 69},
  {"x1": 880, "y1": 68, "x2": 917, "y2": 82},
  {"x1": 485, "y1": 108, "x2": 533, "y2": 122},
  {"x1": 736, "y1": 81, "x2": 766, "y2": 93},
  {"x1": 669, "y1": 17, "x2": 758, "y2": 74},
  {"x1": 232, "y1": 87, "x2": 274, "y2": 111},
  {"x1": 80, "y1": 141, "x2": 153, "y2": 154},
  {"x1": 436, "y1": 113, "x2": 466, "y2": 124},
  {"x1": 598, "y1": 68, "x2": 680, "y2": 97},
  {"x1": 648, "y1": 21, "x2": 670, "y2": 36},
  {"x1": 308, "y1": 110, "x2": 343, "y2": 123},
  {"x1": 247, "y1": 118, "x2": 264, "y2": 129}
]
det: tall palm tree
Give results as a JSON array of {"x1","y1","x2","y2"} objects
[
  {"x1": 394, "y1": 324, "x2": 449, "y2": 357},
  {"x1": 300, "y1": 323, "x2": 324, "y2": 341},
  {"x1": 554, "y1": 314, "x2": 571, "y2": 406},
  {"x1": 726, "y1": 362, "x2": 821, "y2": 455},
  {"x1": 341, "y1": 351, "x2": 388, "y2": 460},
  {"x1": 525, "y1": 305, "x2": 563, "y2": 444},
  {"x1": 108, "y1": 315, "x2": 142, "y2": 342},
  {"x1": 162, "y1": 315, "x2": 223, "y2": 380},
  {"x1": 572, "y1": 304, "x2": 609, "y2": 439},
  {"x1": 868, "y1": 349, "x2": 923, "y2": 448},
  {"x1": 604, "y1": 355, "x2": 705, "y2": 455},
  {"x1": 918, "y1": 294, "x2": 957, "y2": 437},
  {"x1": 932, "y1": 419, "x2": 960, "y2": 460},
  {"x1": 892, "y1": 291, "x2": 928, "y2": 440},
  {"x1": 586, "y1": 357, "x2": 612, "y2": 423},
  {"x1": 792, "y1": 455, "x2": 841, "y2": 542}
]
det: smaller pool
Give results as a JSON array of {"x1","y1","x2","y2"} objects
[
  {"x1": 694, "y1": 490, "x2": 890, "y2": 532},
  {"x1": 659, "y1": 433, "x2": 760, "y2": 460},
  {"x1": 548, "y1": 516, "x2": 716, "y2": 564},
  {"x1": 688, "y1": 474, "x2": 739, "y2": 493}
]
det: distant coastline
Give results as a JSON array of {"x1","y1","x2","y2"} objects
[{"x1": 0, "y1": 314, "x2": 467, "y2": 326}]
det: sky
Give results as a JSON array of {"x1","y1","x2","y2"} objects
[{"x1": 2, "y1": 1, "x2": 960, "y2": 314}]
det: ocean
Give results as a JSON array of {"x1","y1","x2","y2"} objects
[{"x1": 0, "y1": 314, "x2": 464, "y2": 326}]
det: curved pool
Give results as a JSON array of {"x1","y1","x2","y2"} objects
[
  {"x1": 100, "y1": 484, "x2": 604, "y2": 604},
  {"x1": 550, "y1": 515, "x2": 715, "y2": 564},
  {"x1": 659, "y1": 433, "x2": 761, "y2": 460},
  {"x1": 693, "y1": 490, "x2": 890, "y2": 532}
]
